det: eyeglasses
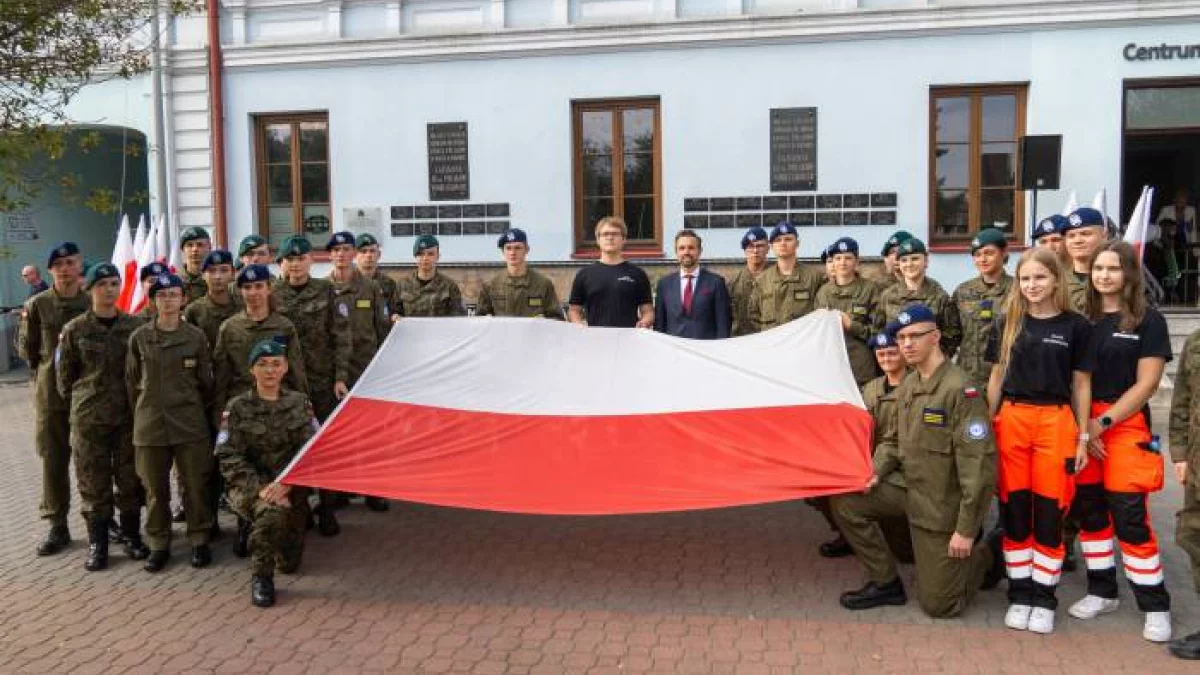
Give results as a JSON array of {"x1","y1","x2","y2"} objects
[
  {"x1": 895, "y1": 328, "x2": 937, "y2": 344},
  {"x1": 597, "y1": 232, "x2": 625, "y2": 239}
]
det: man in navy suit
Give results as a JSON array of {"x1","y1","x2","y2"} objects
[{"x1": 653, "y1": 230, "x2": 732, "y2": 339}]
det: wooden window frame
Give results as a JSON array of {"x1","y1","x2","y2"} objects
[
  {"x1": 928, "y1": 84, "x2": 1028, "y2": 250},
  {"x1": 571, "y1": 97, "x2": 663, "y2": 258},
  {"x1": 253, "y1": 111, "x2": 332, "y2": 253}
]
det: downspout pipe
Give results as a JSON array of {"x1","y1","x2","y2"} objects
[{"x1": 205, "y1": 0, "x2": 229, "y2": 247}]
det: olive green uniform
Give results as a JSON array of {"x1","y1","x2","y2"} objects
[
  {"x1": 216, "y1": 390, "x2": 317, "y2": 578},
  {"x1": 183, "y1": 294, "x2": 243, "y2": 354},
  {"x1": 475, "y1": 269, "x2": 564, "y2": 319},
  {"x1": 747, "y1": 263, "x2": 824, "y2": 333},
  {"x1": 951, "y1": 274, "x2": 1012, "y2": 388},
  {"x1": 126, "y1": 321, "x2": 215, "y2": 549},
  {"x1": 19, "y1": 287, "x2": 90, "y2": 527},
  {"x1": 329, "y1": 270, "x2": 391, "y2": 386},
  {"x1": 273, "y1": 277, "x2": 351, "y2": 421},
  {"x1": 873, "y1": 273, "x2": 901, "y2": 294},
  {"x1": 365, "y1": 269, "x2": 400, "y2": 318},
  {"x1": 180, "y1": 266, "x2": 208, "y2": 305},
  {"x1": 833, "y1": 360, "x2": 996, "y2": 617},
  {"x1": 396, "y1": 271, "x2": 466, "y2": 317},
  {"x1": 55, "y1": 311, "x2": 144, "y2": 527},
  {"x1": 1169, "y1": 331, "x2": 1200, "y2": 592},
  {"x1": 725, "y1": 267, "x2": 762, "y2": 338},
  {"x1": 875, "y1": 278, "x2": 962, "y2": 358},
  {"x1": 815, "y1": 277, "x2": 880, "y2": 385},
  {"x1": 213, "y1": 311, "x2": 306, "y2": 423},
  {"x1": 1067, "y1": 270, "x2": 1089, "y2": 314}
]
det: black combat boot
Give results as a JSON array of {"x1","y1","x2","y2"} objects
[
  {"x1": 119, "y1": 512, "x2": 150, "y2": 560},
  {"x1": 107, "y1": 517, "x2": 123, "y2": 543},
  {"x1": 232, "y1": 517, "x2": 250, "y2": 558},
  {"x1": 1169, "y1": 630, "x2": 1200, "y2": 660},
  {"x1": 251, "y1": 575, "x2": 276, "y2": 608},
  {"x1": 316, "y1": 506, "x2": 340, "y2": 537},
  {"x1": 364, "y1": 497, "x2": 390, "y2": 512},
  {"x1": 190, "y1": 544, "x2": 212, "y2": 568},
  {"x1": 84, "y1": 520, "x2": 109, "y2": 572},
  {"x1": 144, "y1": 549, "x2": 169, "y2": 573},
  {"x1": 172, "y1": 504, "x2": 186, "y2": 523},
  {"x1": 839, "y1": 578, "x2": 907, "y2": 610},
  {"x1": 818, "y1": 534, "x2": 853, "y2": 558},
  {"x1": 36, "y1": 525, "x2": 71, "y2": 556}
]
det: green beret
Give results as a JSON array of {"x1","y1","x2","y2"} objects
[
  {"x1": 413, "y1": 234, "x2": 440, "y2": 256},
  {"x1": 238, "y1": 234, "x2": 268, "y2": 257},
  {"x1": 355, "y1": 233, "x2": 380, "y2": 249},
  {"x1": 247, "y1": 338, "x2": 287, "y2": 367},
  {"x1": 84, "y1": 262, "x2": 121, "y2": 290},
  {"x1": 180, "y1": 227, "x2": 212, "y2": 246},
  {"x1": 897, "y1": 237, "x2": 927, "y2": 256},
  {"x1": 970, "y1": 228, "x2": 1008, "y2": 254},
  {"x1": 881, "y1": 230, "x2": 913, "y2": 257},
  {"x1": 276, "y1": 235, "x2": 312, "y2": 261}
]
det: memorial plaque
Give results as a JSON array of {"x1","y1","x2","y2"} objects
[
  {"x1": 770, "y1": 107, "x2": 817, "y2": 192},
  {"x1": 790, "y1": 212, "x2": 815, "y2": 226},
  {"x1": 762, "y1": 195, "x2": 789, "y2": 211},
  {"x1": 816, "y1": 211, "x2": 842, "y2": 227},
  {"x1": 844, "y1": 194, "x2": 870, "y2": 209},
  {"x1": 684, "y1": 198, "x2": 709, "y2": 212},
  {"x1": 684, "y1": 214, "x2": 709, "y2": 229},
  {"x1": 414, "y1": 205, "x2": 437, "y2": 219},
  {"x1": 487, "y1": 221, "x2": 509, "y2": 234},
  {"x1": 763, "y1": 213, "x2": 788, "y2": 227},
  {"x1": 486, "y1": 203, "x2": 510, "y2": 217},
  {"x1": 391, "y1": 222, "x2": 415, "y2": 237},
  {"x1": 710, "y1": 214, "x2": 735, "y2": 228},
  {"x1": 427, "y1": 122, "x2": 469, "y2": 201},
  {"x1": 439, "y1": 221, "x2": 462, "y2": 236},
  {"x1": 710, "y1": 198, "x2": 734, "y2": 212},
  {"x1": 844, "y1": 211, "x2": 870, "y2": 226},
  {"x1": 789, "y1": 195, "x2": 814, "y2": 210},
  {"x1": 438, "y1": 204, "x2": 463, "y2": 218},
  {"x1": 736, "y1": 196, "x2": 762, "y2": 211},
  {"x1": 463, "y1": 204, "x2": 487, "y2": 218},
  {"x1": 391, "y1": 206, "x2": 414, "y2": 220},
  {"x1": 870, "y1": 211, "x2": 897, "y2": 226},
  {"x1": 737, "y1": 213, "x2": 763, "y2": 228},
  {"x1": 463, "y1": 221, "x2": 487, "y2": 235},
  {"x1": 816, "y1": 194, "x2": 842, "y2": 209},
  {"x1": 871, "y1": 193, "x2": 898, "y2": 208},
  {"x1": 415, "y1": 222, "x2": 437, "y2": 236}
]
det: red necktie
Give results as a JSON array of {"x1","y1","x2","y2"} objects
[{"x1": 683, "y1": 274, "x2": 695, "y2": 315}]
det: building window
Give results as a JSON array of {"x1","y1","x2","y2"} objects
[
  {"x1": 255, "y1": 113, "x2": 331, "y2": 249},
  {"x1": 929, "y1": 85, "x2": 1027, "y2": 244},
  {"x1": 572, "y1": 98, "x2": 662, "y2": 252}
]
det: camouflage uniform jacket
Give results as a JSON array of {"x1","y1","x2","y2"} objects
[
  {"x1": 876, "y1": 277, "x2": 962, "y2": 359},
  {"x1": 213, "y1": 311, "x2": 307, "y2": 420},
  {"x1": 815, "y1": 276, "x2": 880, "y2": 385},
  {"x1": 216, "y1": 389, "x2": 318, "y2": 518},
  {"x1": 397, "y1": 271, "x2": 465, "y2": 317},
  {"x1": 19, "y1": 287, "x2": 90, "y2": 412},
  {"x1": 726, "y1": 267, "x2": 764, "y2": 337},
  {"x1": 747, "y1": 263, "x2": 824, "y2": 332},
  {"x1": 125, "y1": 321, "x2": 214, "y2": 446},
  {"x1": 951, "y1": 273, "x2": 1012, "y2": 387},
  {"x1": 180, "y1": 266, "x2": 208, "y2": 305},
  {"x1": 365, "y1": 269, "x2": 400, "y2": 317},
  {"x1": 1068, "y1": 270, "x2": 1089, "y2": 314},
  {"x1": 475, "y1": 269, "x2": 564, "y2": 319},
  {"x1": 183, "y1": 294, "x2": 243, "y2": 354},
  {"x1": 329, "y1": 270, "x2": 391, "y2": 386},
  {"x1": 56, "y1": 310, "x2": 143, "y2": 428},
  {"x1": 1170, "y1": 331, "x2": 1200, "y2": 486},
  {"x1": 272, "y1": 277, "x2": 351, "y2": 391}
]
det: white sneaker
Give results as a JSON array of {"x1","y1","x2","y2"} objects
[
  {"x1": 1027, "y1": 607, "x2": 1056, "y2": 634},
  {"x1": 1144, "y1": 612, "x2": 1172, "y2": 642},
  {"x1": 1005, "y1": 604, "x2": 1033, "y2": 630},
  {"x1": 1068, "y1": 595, "x2": 1120, "y2": 619}
]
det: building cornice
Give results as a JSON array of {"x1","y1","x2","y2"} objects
[{"x1": 169, "y1": 0, "x2": 1200, "y2": 72}]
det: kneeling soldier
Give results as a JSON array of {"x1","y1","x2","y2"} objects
[{"x1": 216, "y1": 339, "x2": 319, "y2": 608}]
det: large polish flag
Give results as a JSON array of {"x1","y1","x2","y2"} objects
[{"x1": 279, "y1": 311, "x2": 874, "y2": 515}]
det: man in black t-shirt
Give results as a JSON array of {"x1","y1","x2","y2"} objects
[{"x1": 568, "y1": 217, "x2": 653, "y2": 328}]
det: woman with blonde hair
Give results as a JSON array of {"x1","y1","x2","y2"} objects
[
  {"x1": 1067, "y1": 240, "x2": 1173, "y2": 642},
  {"x1": 986, "y1": 247, "x2": 1094, "y2": 634}
]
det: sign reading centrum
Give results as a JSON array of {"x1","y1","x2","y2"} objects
[{"x1": 1124, "y1": 42, "x2": 1200, "y2": 61}]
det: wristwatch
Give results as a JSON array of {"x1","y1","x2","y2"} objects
[{"x1": 1099, "y1": 416, "x2": 1114, "y2": 430}]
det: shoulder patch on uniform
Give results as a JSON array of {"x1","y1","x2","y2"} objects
[
  {"x1": 215, "y1": 430, "x2": 229, "y2": 446},
  {"x1": 966, "y1": 420, "x2": 990, "y2": 441},
  {"x1": 338, "y1": 303, "x2": 350, "y2": 318},
  {"x1": 964, "y1": 386, "x2": 979, "y2": 399}
]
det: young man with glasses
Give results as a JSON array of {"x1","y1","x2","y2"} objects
[{"x1": 568, "y1": 217, "x2": 653, "y2": 328}]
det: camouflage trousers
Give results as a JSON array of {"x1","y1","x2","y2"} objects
[
  {"x1": 1179, "y1": 480, "x2": 1200, "y2": 593},
  {"x1": 35, "y1": 405, "x2": 72, "y2": 527},
  {"x1": 71, "y1": 424, "x2": 141, "y2": 526},
  {"x1": 247, "y1": 491, "x2": 308, "y2": 578}
]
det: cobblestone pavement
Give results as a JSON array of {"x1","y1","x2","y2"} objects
[{"x1": 0, "y1": 376, "x2": 1197, "y2": 674}]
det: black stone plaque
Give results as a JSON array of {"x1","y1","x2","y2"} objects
[
  {"x1": 770, "y1": 107, "x2": 817, "y2": 192},
  {"x1": 415, "y1": 222, "x2": 437, "y2": 236},
  {"x1": 486, "y1": 221, "x2": 509, "y2": 235},
  {"x1": 684, "y1": 214, "x2": 709, "y2": 229},
  {"x1": 439, "y1": 221, "x2": 463, "y2": 236},
  {"x1": 844, "y1": 194, "x2": 870, "y2": 209},
  {"x1": 710, "y1": 214, "x2": 735, "y2": 228},
  {"x1": 414, "y1": 206, "x2": 437, "y2": 219},
  {"x1": 391, "y1": 222, "x2": 415, "y2": 237},
  {"x1": 762, "y1": 195, "x2": 789, "y2": 211},
  {"x1": 844, "y1": 211, "x2": 870, "y2": 226},
  {"x1": 736, "y1": 196, "x2": 762, "y2": 211},
  {"x1": 816, "y1": 194, "x2": 842, "y2": 209},
  {"x1": 463, "y1": 221, "x2": 487, "y2": 235},
  {"x1": 789, "y1": 195, "x2": 815, "y2": 209},
  {"x1": 871, "y1": 193, "x2": 898, "y2": 208},
  {"x1": 684, "y1": 198, "x2": 709, "y2": 212},
  {"x1": 427, "y1": 122, "x2": 469, "y2": 201},
  {"x1": 763, "y1": 213, "x2": 788, "y2": 227},
  {"x1": 816, "y1": 211, "x2": 843, "y2": 227},
  {"x1": 710, "y1": 198, "x2": 734, "y2": 212},
  {"x1": 462, "y1": 204, "x2": 486, "y2": 218},
  {"x1": 737, "y1": 213, "x2": 763, "y2": 228},
  {"x1": 438, "y1": 204, "x2": 463, "y2": 218},
  {"x1": 870, "y1": 211, "x2": 897, "y2": 226},
  {"x1": 391, "y1": 206, "x2": 414, "y2": 220},
  {"x1": 790, "y1": 212, "x2": 815, "y2": 226},
  {"x1": 486, "y1": 203, "x2": 510, "y2": 217}
]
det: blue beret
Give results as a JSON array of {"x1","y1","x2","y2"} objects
[
  {"x1": 891, "y1": 303, "x2": 937, "y2": 331},
  {"x1": 830, "y1": 237, "x2": 859, "y2": 256},
  {"x1": 236, "y1": 264, "x2": 271, "y2": 287},
  {"x1": 148, "y1": 273, "x2": 183, "y2": 298},
  {"x1": 1066, "y1": 208, "x2": 1104, "y2": 231},
  {"x1": 139, "y1": 261, "x2": 169, "y2": 281},
  {"x1": 498, "y1": 228, "x2": 528, "y2": 248},
  {"x1": 871, "y1": 332, "x2": 898, "y2": 350},
  {"x1": 414, "y1": 234, "x2": 440, "y2": 256},
  {"x1": 897, "y1": 237, "x2": 928, "y2": 256},
  {"x1": 47, "y1": 242, "x2": 81, "y2": 268},
  {"x1": 202, "y1": 249, "x2": 234, "y2": 272},
  {"x1": 881, "y1": 230, "x2": 913, "y2": 256},
  {"x1": 970, "y1": 228, "x2": 1008, "y2": 253},
  {"x1": 769, "y1": 222, "x2": 798, "y2": 241},
  {"x1": 355, "y1": 233, "x2": 380, "y2": 249},
  {"x1": 238, "y1": 234, "x2": 268, "y2": 257},
  {"x1": 84, "y1": 263, "x2": 120, "y2": 290},
  {"x1": 1033, "y1": 215, "x2": 1067, "y2": 240},
  {"x1": 325, "y1": 231, "x2": 356, "y2": 251},
  {"x1": 740, "y1": 227, "x2": 769, "y2": 249},
  {"x1": 180, "y1": 227, "x2": 211, "y2": 246},
  {"x1": 248, "y1": 338, "x2": 287, "y2": 367},
  {"x1": 276, "y1": 235, "x2": 312, "y2": 261}
]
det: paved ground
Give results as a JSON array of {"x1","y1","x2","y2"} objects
[{"x1": 0, "y1": 374, "x2": 1197, "y2": 674}]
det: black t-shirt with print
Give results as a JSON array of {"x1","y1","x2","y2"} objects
[
  {"x1": 568, "y1": 261, "x2": 652, "y2": 328},
  {"x1": 1090, "y1": 308, "x2": 1172, "y2": 402},
  {"x1": 986, "y1": 311, "x2": 1094, "y2": 404}
]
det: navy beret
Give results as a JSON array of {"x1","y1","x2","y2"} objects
[
  {"x1": 47, "y1": 242, "x2": 81, "y2": 268},
  {"x1": 325, "y1": 231, "x2": 356, "y2": 251},
  {"x1": 498, "y1": 228, "x2": 528, "y2": 248},
  {"x1": 769, "y1": 222, "x2": 798, "y2": 242},
  {"x1": 819, "y1": 246, "x2": 830, "y2": 263},
  {"x1": 139, "y1": 261, "x2": 169, "y2": 281},
  {"x1": 1034, "y1": 215, "x2": 1068, "y2": 240},
  {"x1": 148, "y1": 273, "x2": 183, "y2": 298},
  {"x1": 830, "y1": 237, "x2": 859, "y2": 256},
  {"x1": 891, "y1": 303, "x2": 938, "y2": 331},
  {"x1": 202, "y1": 249, "x2": 234, "y2": 272},
  {"x1": 871, "y1": 332, "x2": 898, "y2": 350},
  {"x1": 236, "y1": 264, "x2": 271, "y2": 287},
  {"x1": 740, "y1": 227, "x2": 768, "y2": 249},
  {"x1": 1066, "y1": 208, "x2": 1105, "y2": 231}
]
